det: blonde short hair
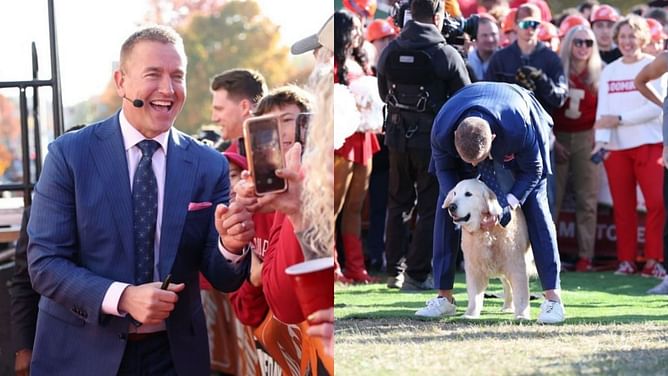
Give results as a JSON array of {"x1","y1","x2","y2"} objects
[{"x1": 613, "y1": 14, "x2": 650, "y2": 48}]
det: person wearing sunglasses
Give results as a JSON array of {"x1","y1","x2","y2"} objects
[
  {"x1": 593, "y1": 15, "x2": 667, "y2": 279},
  {"x1": 484, "y1": 3, "x2": 567, "y2": 218},
  {"x1": 551, "y1": 25, "x2": 603, "y2": 273},
  {"x1": 485, "y1": 3, "x2": 567, "y2": 114}
]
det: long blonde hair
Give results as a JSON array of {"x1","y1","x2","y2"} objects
[
  {"x1": 298, "y1": 52, "x2": 334, "y2": 259},
  {"x1": 559, "y1": 25, "x2": 602, "y2": 92}
]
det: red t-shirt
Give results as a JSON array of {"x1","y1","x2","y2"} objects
[
  {"x1": 261, "y1": 212, "x2": 306, "y2": 324},
  {"x1": 553, "y1": 73, "x2": 598, "y2": 133}
]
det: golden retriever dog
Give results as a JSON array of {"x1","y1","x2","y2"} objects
[{"x1": 444, "y1": 178, "x2": 534, "y2": 320}]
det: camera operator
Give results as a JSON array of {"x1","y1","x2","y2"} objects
[{"x1": 376, "y1": 0, "x2": 471, "y2": 291}]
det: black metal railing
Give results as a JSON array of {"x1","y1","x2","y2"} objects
[{"x1": 0, "y1": 0, "x2": 63, "y2": 207}]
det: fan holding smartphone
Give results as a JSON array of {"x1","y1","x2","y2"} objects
[{"x1": 243, "y1": 85, "x2": 314, "y2": 196}]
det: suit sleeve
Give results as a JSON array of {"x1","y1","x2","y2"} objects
[
  {"x1": 261, "y1": 213, "x2": 306, "y2": 324},
  {"x1": 199, "y1": 153, "x2": 250, "y2": 292},
  {"x1": 9, "y1": 207, "x2": 39, "y2": 351},
  {"x1": 28, "y1": 142, "x2": 114, "y2": 325},
  {"x1": 508, "y1": 127, "x2": 543, "y2": 203}
]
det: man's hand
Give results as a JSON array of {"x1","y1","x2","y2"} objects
[
  {"x1": 215, "y1": 201, "x2": 255, "y2": 253},
  {"x1": 480, "y1": 213, "x2": 498, "y2": 230},
  {"x1": 14, "y1": 349, "x2": 32, "y2": 376},
  {"x1": 118, "y1": 282, "x2": 185, "y2": 325},
  {"x1": 481, "y1": 206, "x2": 512, "y2": 230}
]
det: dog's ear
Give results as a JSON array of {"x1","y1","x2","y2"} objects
[
  {"x1": 444, "y1": 189, "x2": 454, "y2": 209},
  {"x1": 483, "y1": 185, "x2": 503, "y2": 216}
]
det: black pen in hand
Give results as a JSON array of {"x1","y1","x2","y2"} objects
[{"x1": 160, "y1": 274, "x2": 172, "y2": 290}]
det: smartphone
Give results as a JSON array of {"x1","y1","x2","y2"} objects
[
  {"x1": 295, "y1": 112, "x2": 312, "y2": 147},
  {"x1": 243, "y1": 115, "x2": 287, "y2": 196},
  {"x1": 590, "y1": 148, "x2": 608, "y2": 164}
]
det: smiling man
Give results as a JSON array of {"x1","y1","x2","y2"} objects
[
  {"x1": 210, "y1": 68, "x2": 267, "y2": 153},
  {"x1": 27, "y1": 25, "x2": 252, "y2": 375}
]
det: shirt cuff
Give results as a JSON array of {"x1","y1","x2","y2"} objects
[
  {"x1": 101, "y1": 282, "x2": 130, "y2": 316},
  {"x1": 507, "y1": 193, "x2": 520, "y2": 209},
  {"x1": 218, "y1": 238, "x2": 250, "y2": 263}
]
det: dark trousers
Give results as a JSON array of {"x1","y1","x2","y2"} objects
[
  {"x1": 117, "y1": 332, "x2": 177, "y2": 376},
  {"x1": 385, "y1": 148, "x2": 438, "y2": 281},
  {"x1": 366, "y1": 142, "x2": 389, "y2": 265}
]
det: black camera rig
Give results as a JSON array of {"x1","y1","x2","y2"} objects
[{"x1": 391, "y1": 0, "x2": 479, "y2": 46}]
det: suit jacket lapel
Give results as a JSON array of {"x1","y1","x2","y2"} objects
[
  {"x1": 159, "y1": 130, "x2": 195, "y2": 278},
  {"x1": 90, "y1": 114, "x2": 135, "y2": 274}
]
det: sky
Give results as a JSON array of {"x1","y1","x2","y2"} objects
[{"x1": 0, "y1": 0, "x2": 332, "y2": 107}]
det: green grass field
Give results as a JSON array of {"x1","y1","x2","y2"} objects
[{"x1": 335, "y1": 272, "x2": 668, "y2": 375}]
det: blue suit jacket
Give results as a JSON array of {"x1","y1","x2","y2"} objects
[
  {"x1": 431, "y1": 82, "x2": 553, "y2": 203},
  {"x1": 27, "y1": 113, "x2": 249, "y2": 376}
]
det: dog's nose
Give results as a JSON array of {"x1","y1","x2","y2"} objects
[{"x1": 448, "y1": 203, "x2": 457, "y2": 213}]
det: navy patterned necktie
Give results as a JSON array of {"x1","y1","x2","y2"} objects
[
  {"x1": 478, "y1": 159, "x2": 508, "y2": 208},
  {"x1": 133, "y1": 140, "x2": 160, "y2": 285}
]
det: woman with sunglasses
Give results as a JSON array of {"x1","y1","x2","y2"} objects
[
  {"x1": 551, "y1": 25, "x2": 603, "y2": 272},
  {"x1": 593, "y1": 15, "x2": 667, "y2": 279}
]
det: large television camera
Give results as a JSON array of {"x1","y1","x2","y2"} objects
[{"x1": 392, "y1": 0, "x2": 479, "y2": 46}]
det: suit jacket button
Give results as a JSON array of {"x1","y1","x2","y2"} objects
[{"x1": 119, "y1": 333, "x2": 127, "y2": 340}]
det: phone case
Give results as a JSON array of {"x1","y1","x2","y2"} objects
[{"x1": 242, "y1": 115, "x2": 288, "y2": 196}]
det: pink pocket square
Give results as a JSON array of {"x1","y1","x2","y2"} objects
[{"x1": 188, "y1": 201, "x2": 213, "y2": 211}]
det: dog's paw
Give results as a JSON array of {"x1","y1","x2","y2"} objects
[
  {"x1": 461, "y1": 313, "x2": 481, "y2": 319},
  {"x1": 515, "y1": 313, "x2": 531, "y2": 321}
]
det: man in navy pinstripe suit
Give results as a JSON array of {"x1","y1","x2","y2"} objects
[{"x1": 27, "y1": 25, "x2": 251, "y2": 375}]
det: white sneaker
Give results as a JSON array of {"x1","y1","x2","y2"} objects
[
  {"x1": 537, "y1": 300, "x2": 565, "y2": 324},
  {"x1": 415, "y1": 296, "x2": 457, "y2": 318},
  {"x1": 647, "y1": 277, "x2": 668, "y2": 295}
]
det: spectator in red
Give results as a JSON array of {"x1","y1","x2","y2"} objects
[
  {"x1": 333, "y1": 9, "x2": 379, "y2": 283},
  {"x1": 228, "y1": 86, "x2": 315, "y2": 375},
  {"x1": 552, "y1": 25, "x2": 603, "y2": 272}
]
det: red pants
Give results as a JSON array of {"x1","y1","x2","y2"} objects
[{"x1": 604, "y1": 143, "x2": 665, "y2": 262}]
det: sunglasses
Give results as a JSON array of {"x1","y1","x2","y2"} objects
[
  {"x1": 573, "y1": 38, "x2": 594, "y2": 48},
  {"x1": 518, "y1": 20, "x2": 541, "y2": 30}
]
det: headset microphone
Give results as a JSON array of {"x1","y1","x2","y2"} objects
[{"x1": 123, "y1": 96, "x2": 144, "y2": 108}]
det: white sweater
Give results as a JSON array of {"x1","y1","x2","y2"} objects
[{"x1": 595, "y1": 55, "x2": 666, "y2": 151}]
